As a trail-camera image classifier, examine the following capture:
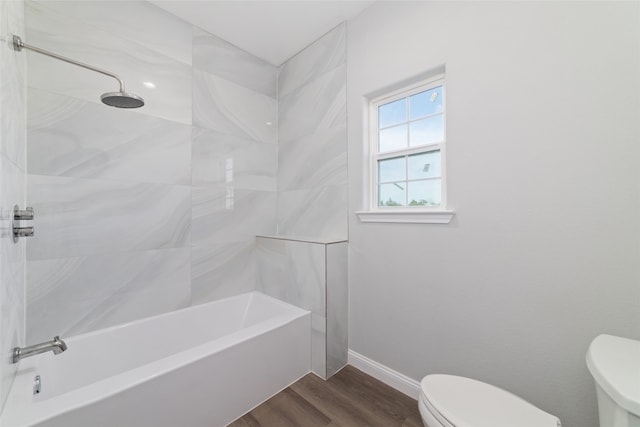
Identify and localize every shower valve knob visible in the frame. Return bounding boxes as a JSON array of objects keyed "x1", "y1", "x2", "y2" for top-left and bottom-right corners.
[
  {"x1": 14, "y1": 207, "x2": 34, "y2": 220},
  {"x1": 13, "y1": 226, "x2": 34, "y2": 238},
  {"x1": 11, "y1": 205, "x2": 35, "y2": 242}
]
